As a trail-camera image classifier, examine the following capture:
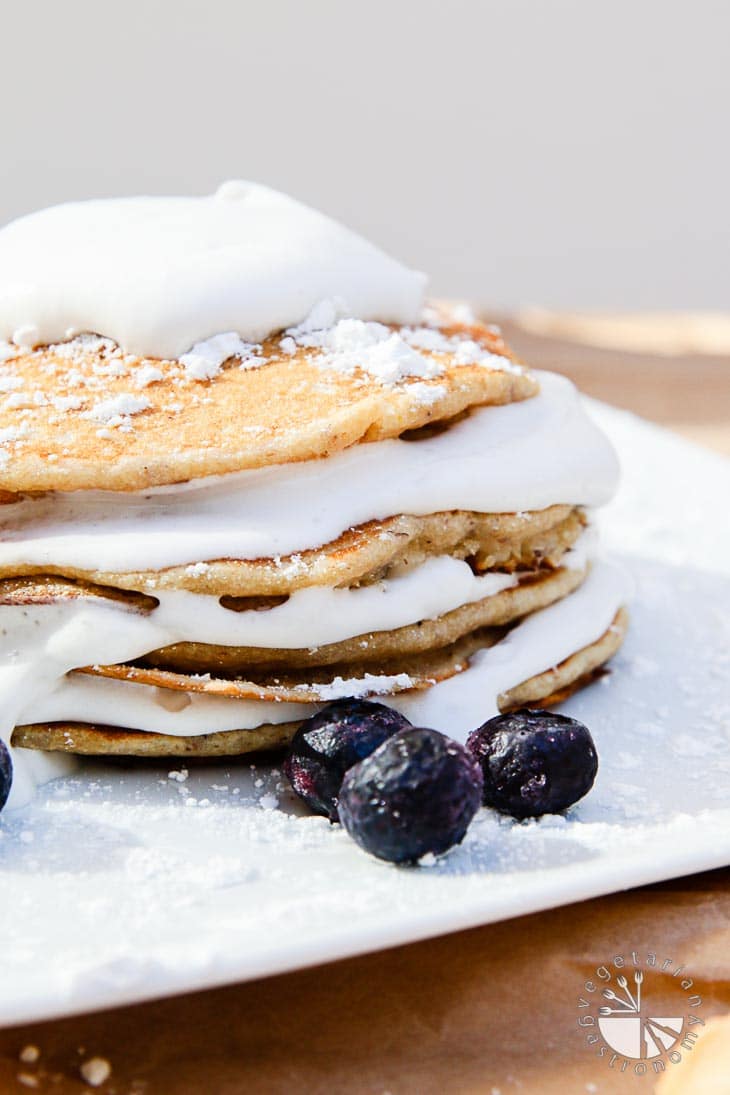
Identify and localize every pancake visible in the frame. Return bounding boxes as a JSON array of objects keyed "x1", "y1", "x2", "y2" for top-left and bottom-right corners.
[
  {"x1": 0, "y1": 503, "x2": 584, "y2": 595},
  {"x1": 79, "y1": 624, "x2": 504, "y2": 701},
  {"x1": 135, "y1": 564, "x2": 587, "y2": 673},
  {"x1": 0, "y1": 574, "x2": 153, "y2": 612},
  {"x1": 0, "y1": 554, "x2": 587, "y2": 678},
  {"x1": 0, "y1": 319, "x2": 536, "y2": 493},
  {"x1": 11, "y1": 609, "x2": 628, "y2": 756},
  {"x1": 501, "y1": 607, "x2": 628, "y2": 709}
]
